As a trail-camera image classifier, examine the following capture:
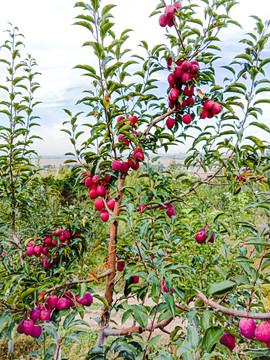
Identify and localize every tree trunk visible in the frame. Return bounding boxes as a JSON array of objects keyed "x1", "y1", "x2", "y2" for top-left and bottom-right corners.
[{"x1": 97, "y1": 173, "x2": 126, "y2": 345}]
